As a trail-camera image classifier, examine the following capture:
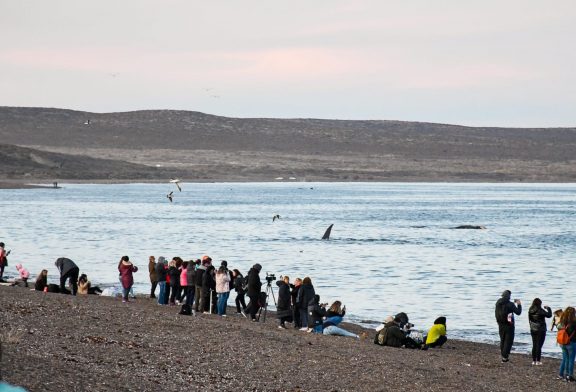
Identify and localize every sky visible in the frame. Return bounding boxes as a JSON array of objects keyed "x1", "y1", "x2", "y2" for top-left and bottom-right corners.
[{"x1": 1, "y1": 0, "x2": 575, "y2": 127}]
